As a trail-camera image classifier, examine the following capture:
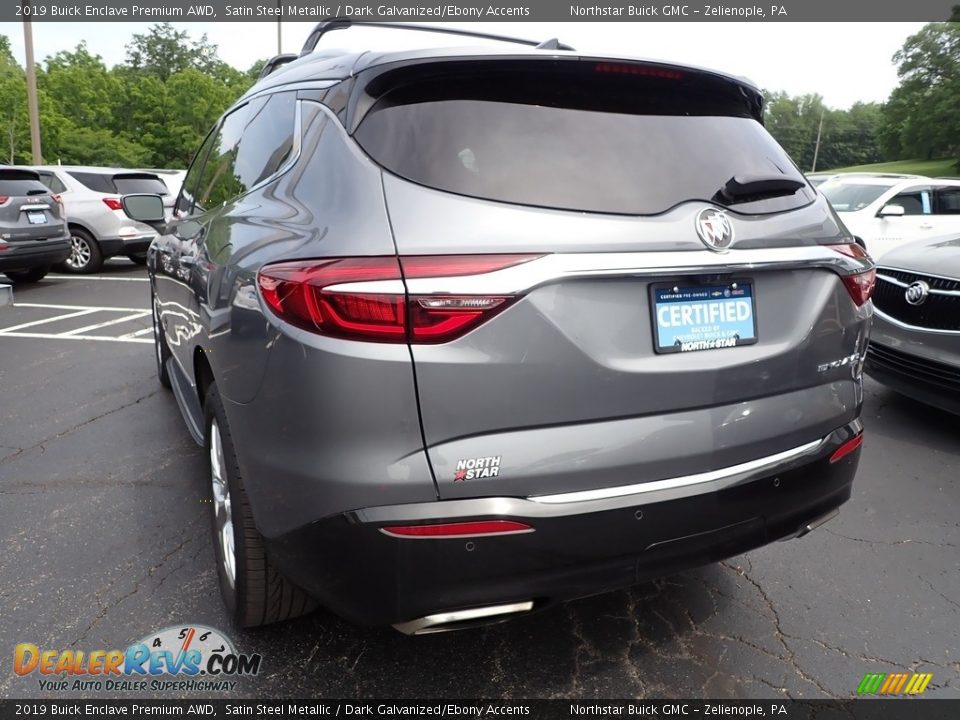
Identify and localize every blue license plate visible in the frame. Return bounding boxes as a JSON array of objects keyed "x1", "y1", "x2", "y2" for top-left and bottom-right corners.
[{"x1": 651, "y1": 280, "x2": 757, "y2": 354}]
